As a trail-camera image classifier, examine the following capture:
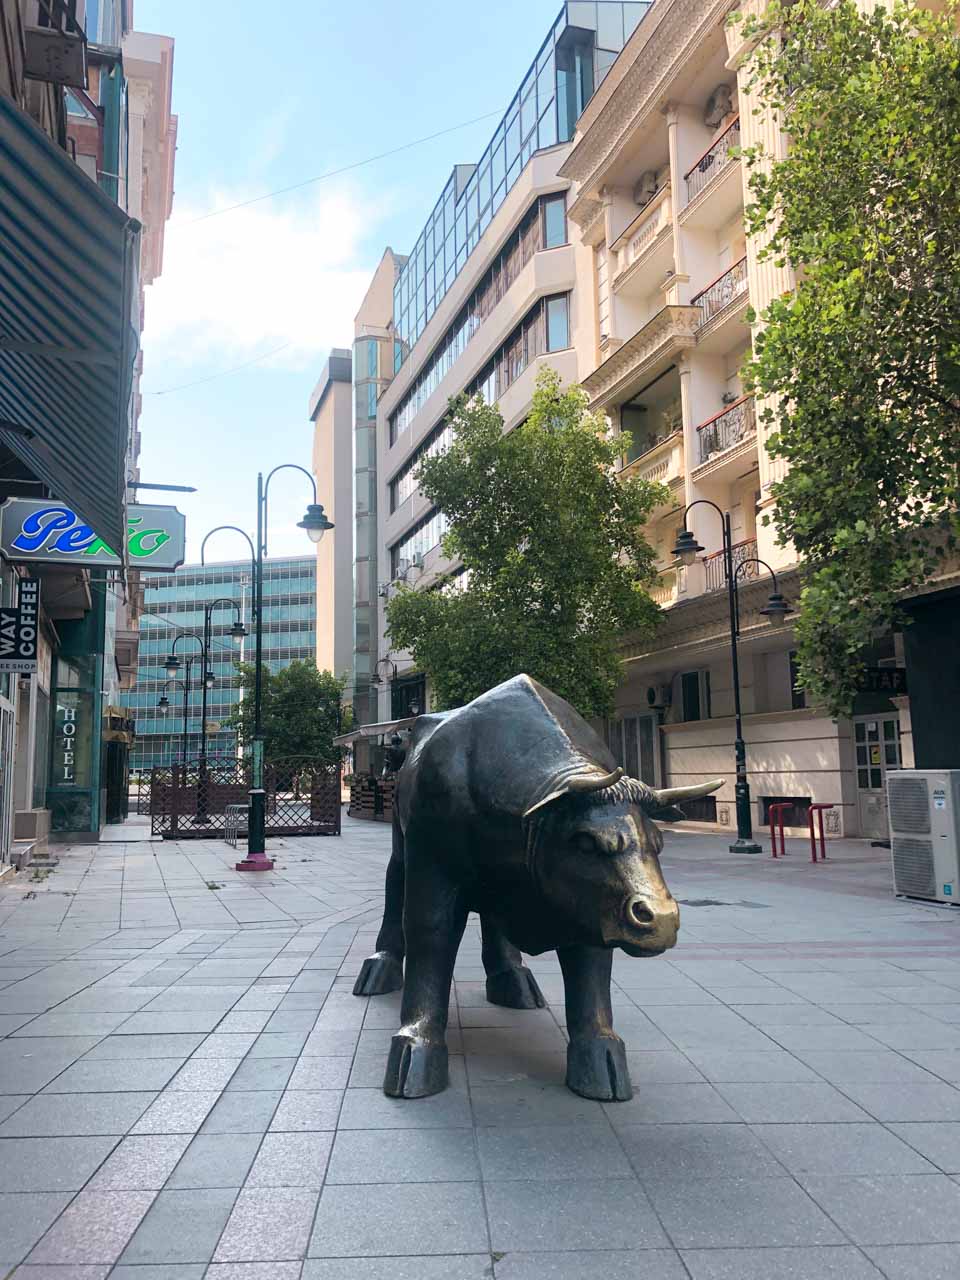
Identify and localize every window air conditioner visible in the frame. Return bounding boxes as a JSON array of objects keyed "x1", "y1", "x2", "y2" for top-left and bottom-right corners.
[
  {"x1": 377, "y1": 583, "x2": 391, "y2": 599},
  {"x1": 411, "y1": 552, "x2": 424, "y2": 569},
  {"x1": 887, "y1": 770, "x2": 960, "y2": 904},
  {"x1": 646, "y1": 684, "x2": 672, "y2": 711}
]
